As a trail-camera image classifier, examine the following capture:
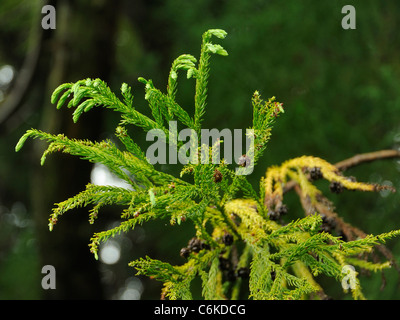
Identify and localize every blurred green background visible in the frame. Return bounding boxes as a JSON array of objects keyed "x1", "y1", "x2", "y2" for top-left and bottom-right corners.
[{"x1": 1, "y1": 0, "x2": 400, "y2": 299}]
